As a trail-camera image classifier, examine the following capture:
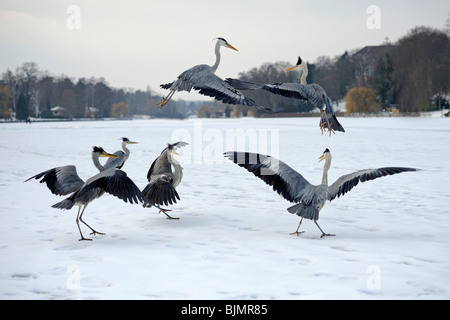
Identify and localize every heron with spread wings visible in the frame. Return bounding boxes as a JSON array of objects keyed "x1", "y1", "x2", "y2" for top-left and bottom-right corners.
[
  {"x1": 142, "y1": 141, "x2": 189, "y2": 219},
  {"x1": 25, "y1": 146, "x2": 144, "y2": 241},
  {"x1": 226, "y1": 56, "x2": 345, "y2": 134},
  {"x1": 157, "y1": 38, "x2": 275, "y2": 113},
  {"x1": 224, "y1": 149, "x2": 417, "y2": 238}
]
